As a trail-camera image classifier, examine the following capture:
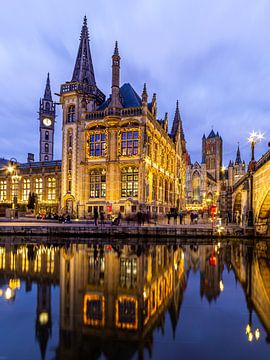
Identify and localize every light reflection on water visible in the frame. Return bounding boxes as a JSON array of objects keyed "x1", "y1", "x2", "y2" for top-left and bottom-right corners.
[{"x1": 0, "y1": 240, "x2": 269, "y2": 360}]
